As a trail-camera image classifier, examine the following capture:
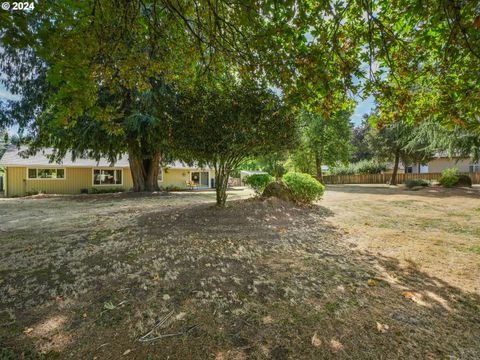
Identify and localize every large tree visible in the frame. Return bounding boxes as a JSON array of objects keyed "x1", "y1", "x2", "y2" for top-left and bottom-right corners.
[
  {"x1": 0, "y1": 0, "x2": 267, "y2": 191},
  {"x1": 174, "y1": 78, "x2": 297, "y2": 206},
  {"x1": 1, "y1": 0, "x2": 478, "y2": 190},
  {"x1": 294, "y1": 110, "x2": 352, "y2": 181},
  {"x1": 351, "y1": 115, "x2": 375, "y2": 163},
  {"x1": 368, "y1": 121, "x2": 432, "y2": 185}
]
